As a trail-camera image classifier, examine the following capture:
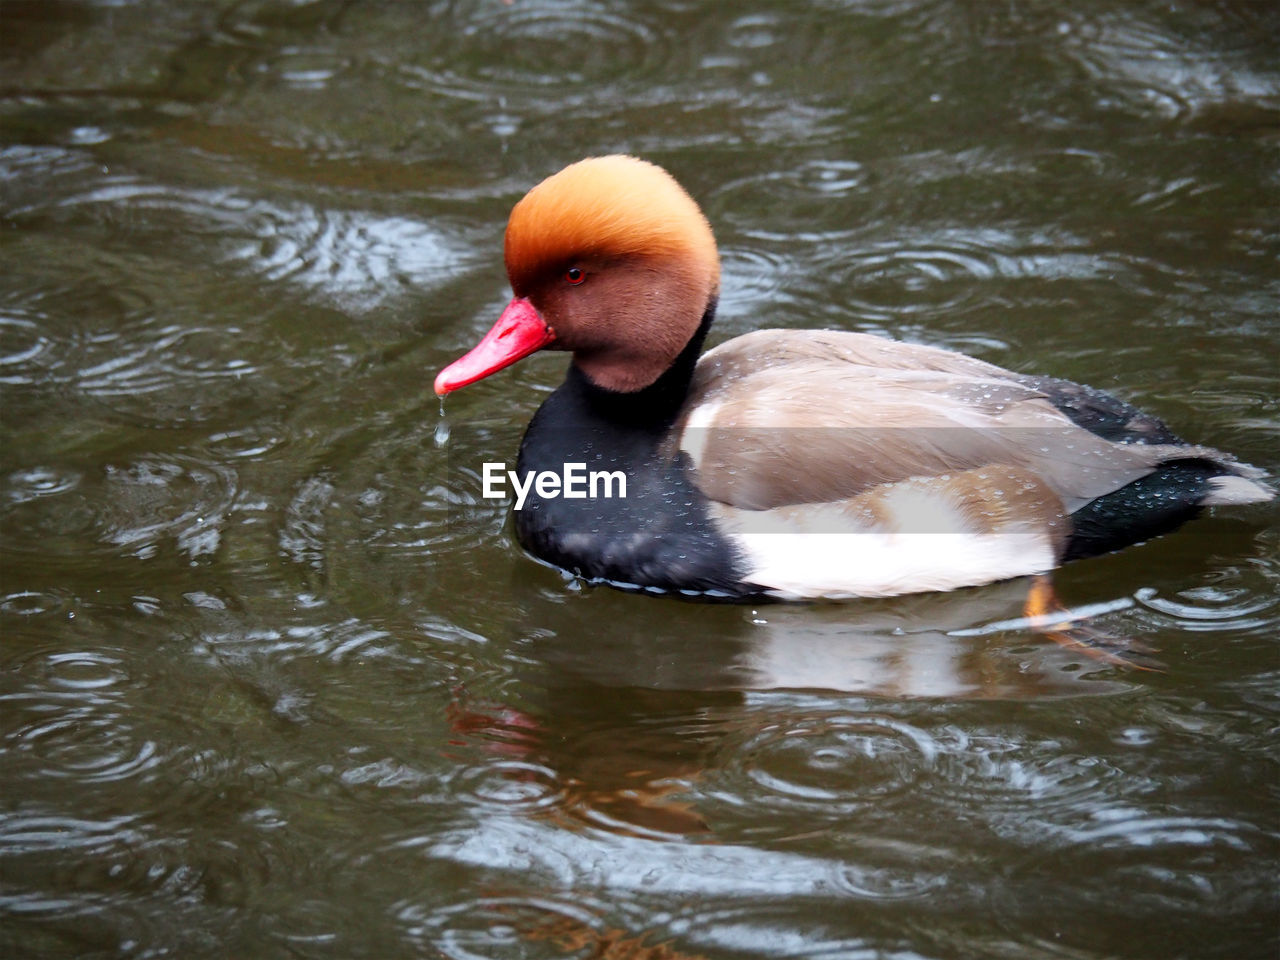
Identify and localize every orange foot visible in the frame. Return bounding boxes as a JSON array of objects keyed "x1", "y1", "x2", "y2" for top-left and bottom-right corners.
[{"x1": 1023, "y1": 575, "x2": 1163, "y2": 671}]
